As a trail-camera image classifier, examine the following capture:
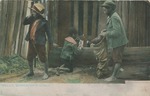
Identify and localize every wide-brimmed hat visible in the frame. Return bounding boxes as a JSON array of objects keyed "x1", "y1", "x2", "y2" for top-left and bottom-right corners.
[
  {"x1": 29, "y1": 3, "x2": 45, "y2": 16},
  {"x1": 102, "y1": 0, "x2": 116, "y2": 9}
]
